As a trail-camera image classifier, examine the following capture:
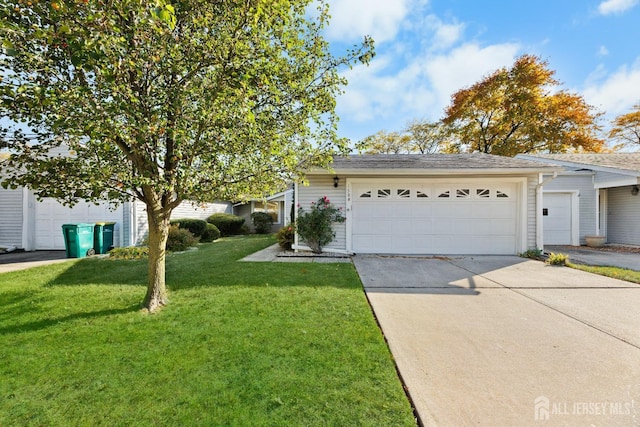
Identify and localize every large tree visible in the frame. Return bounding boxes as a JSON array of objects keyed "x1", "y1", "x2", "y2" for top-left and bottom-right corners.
[
  {"x1": 0, "y1": 0, "x2": 373, "y2": 311},
  {"x1": 609, "y1": 103, "x2": 640, "y2": 148},
  {"x1": 442, "y1": 55, "x2": 605, "y2": 156},
  {"x1": 356, "y1": 120, "x2": 447, "y2": 154}
]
